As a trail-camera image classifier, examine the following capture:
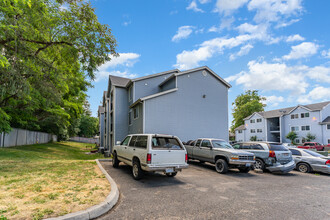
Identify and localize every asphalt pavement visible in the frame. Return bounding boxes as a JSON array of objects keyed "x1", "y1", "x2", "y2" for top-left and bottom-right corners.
[{"x1": 98, "y1": 160, "x2": 330, "y2": 220}]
